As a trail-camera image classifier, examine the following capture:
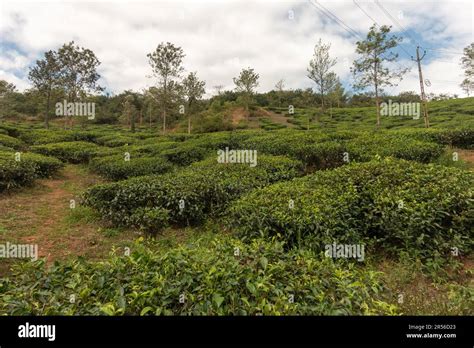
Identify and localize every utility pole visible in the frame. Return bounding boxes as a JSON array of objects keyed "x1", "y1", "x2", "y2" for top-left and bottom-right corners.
[{"x1": 412, "y1": 46, "x2": 429, "y2": 128}]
